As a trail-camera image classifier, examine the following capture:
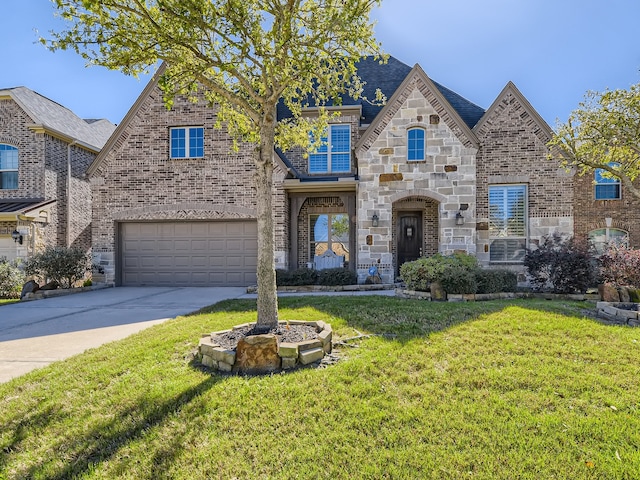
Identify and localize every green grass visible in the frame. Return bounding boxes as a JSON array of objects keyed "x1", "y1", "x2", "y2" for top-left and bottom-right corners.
[
  {"x1": 0, "y1": 298, "x2": 19, "y2": 306},
  {"x1": 1, "y1": 297, "x2": 639, "y2": 479}
]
